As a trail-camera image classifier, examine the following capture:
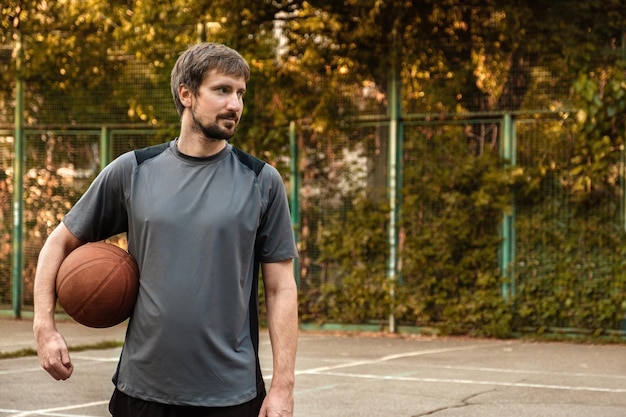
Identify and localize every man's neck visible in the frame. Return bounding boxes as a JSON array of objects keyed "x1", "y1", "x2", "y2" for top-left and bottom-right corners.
[{"x1": 176, "y1": 134, "x2": 227, "y2": 158}]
